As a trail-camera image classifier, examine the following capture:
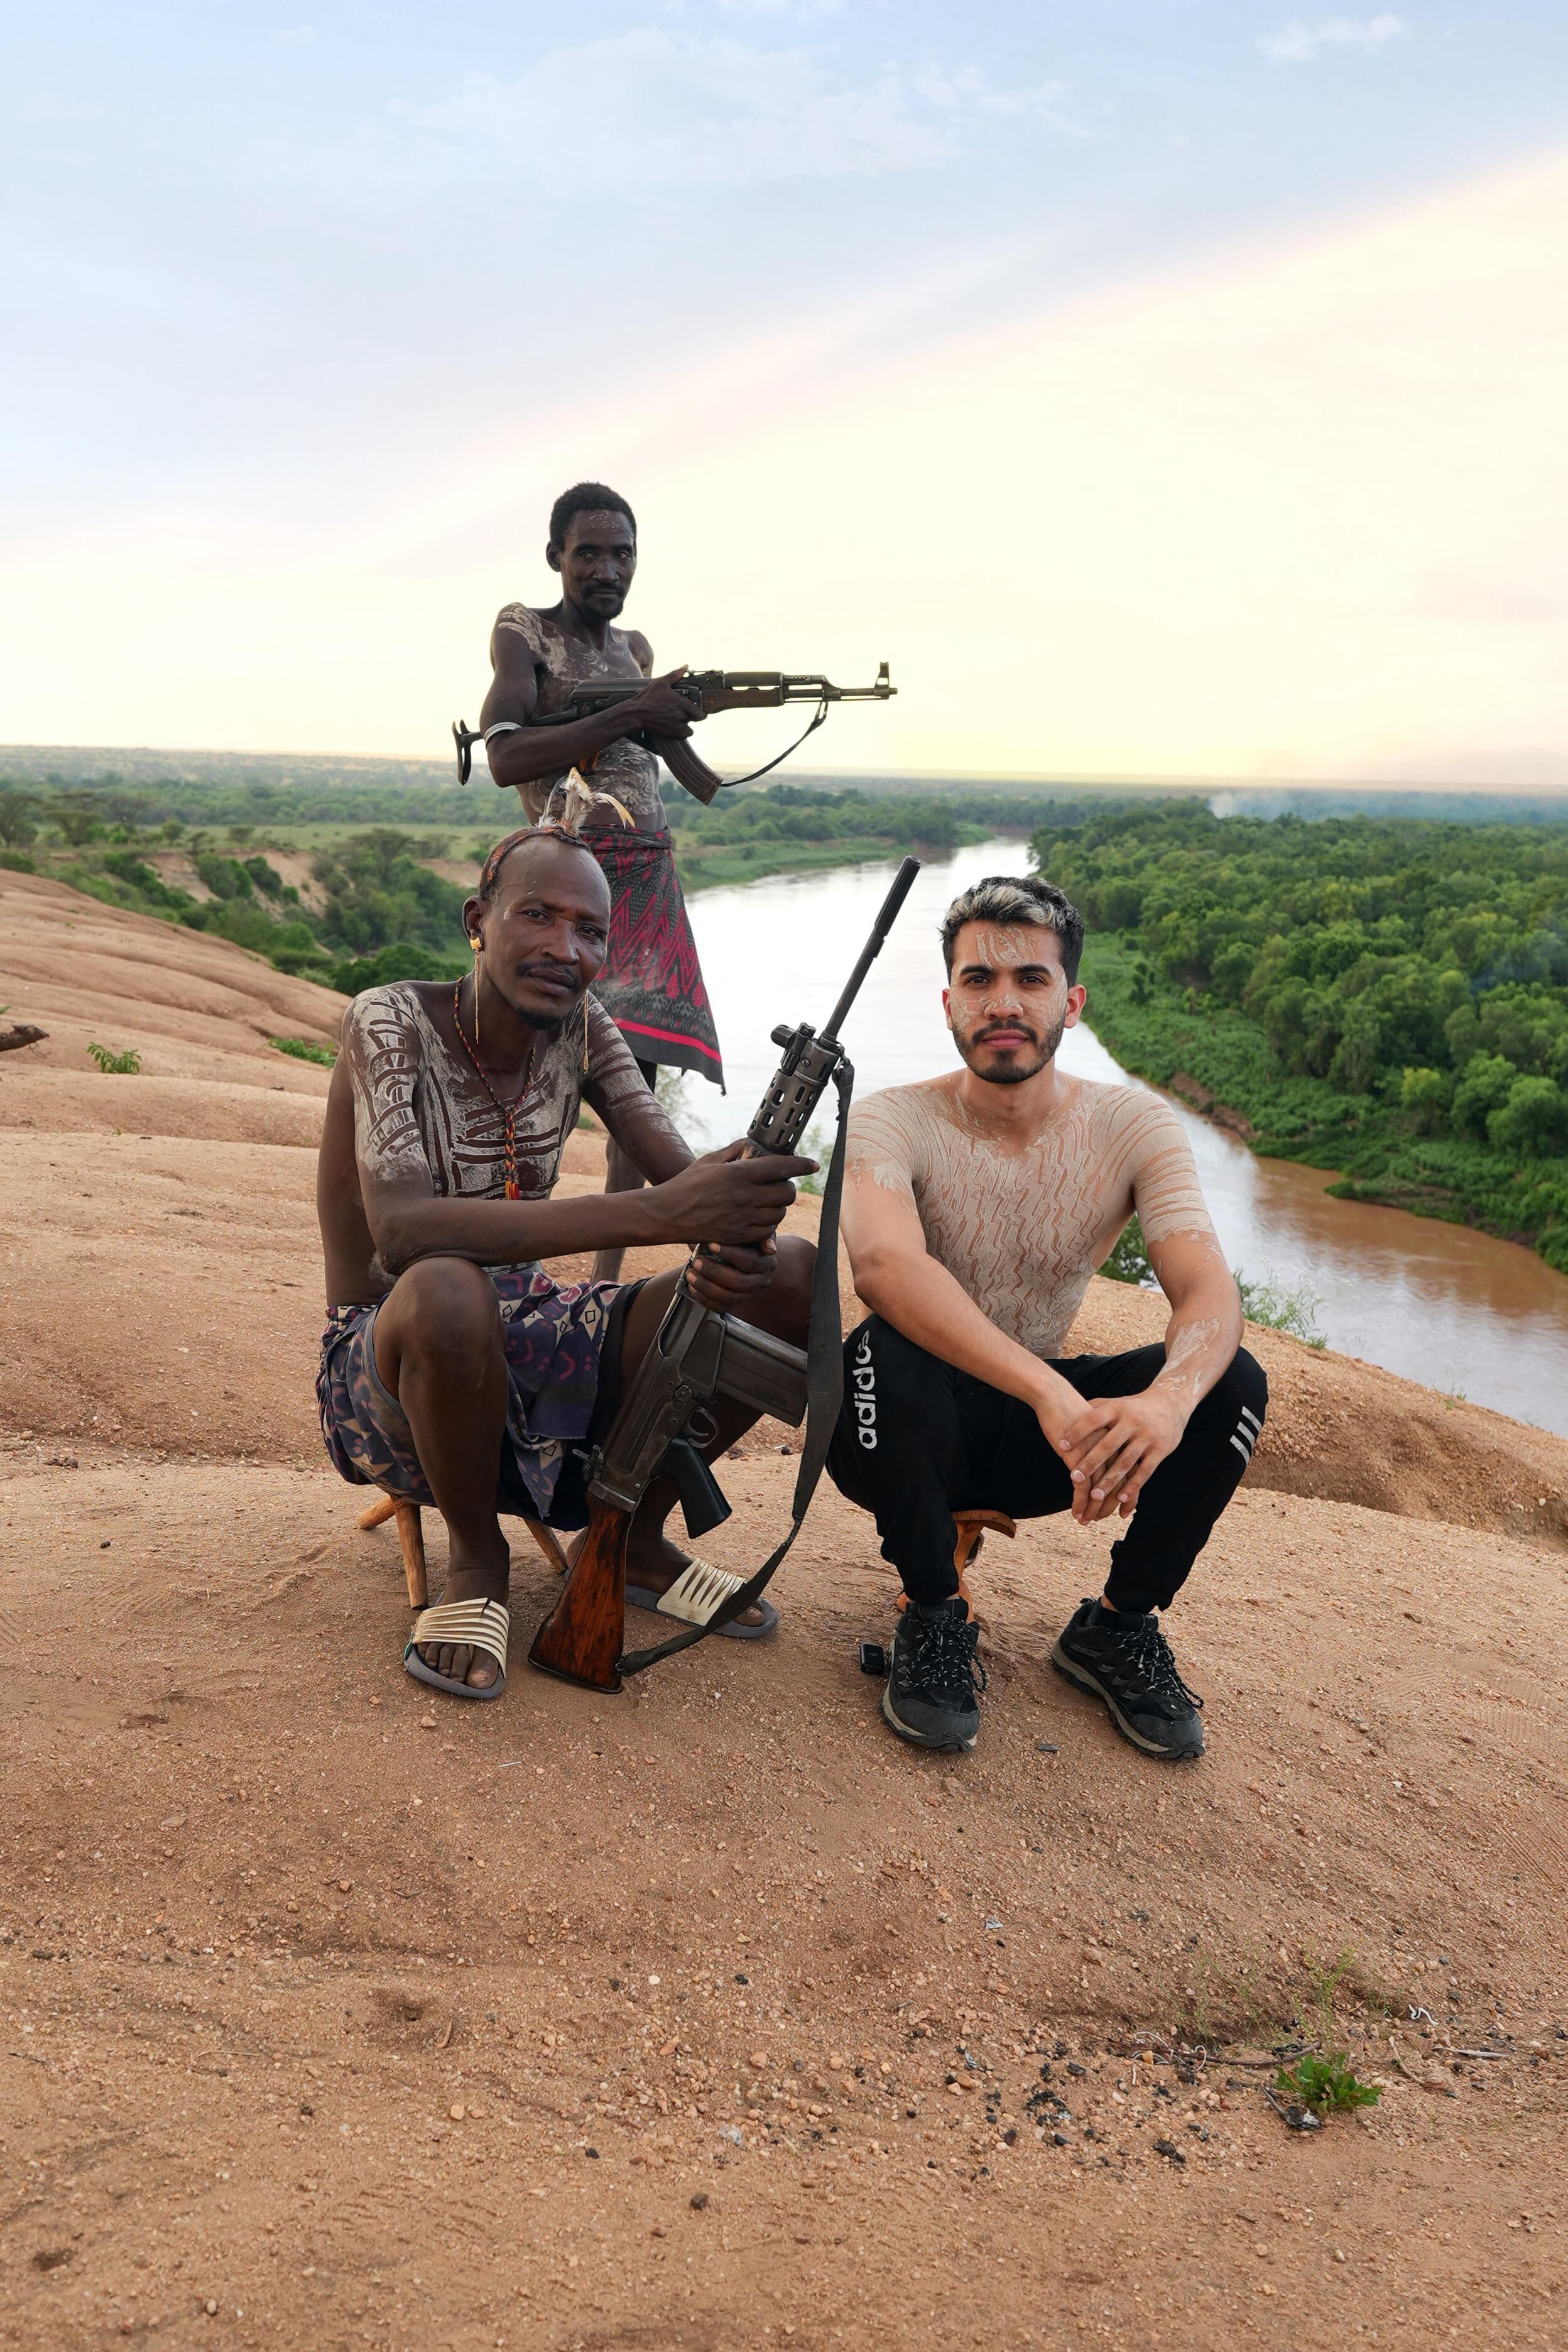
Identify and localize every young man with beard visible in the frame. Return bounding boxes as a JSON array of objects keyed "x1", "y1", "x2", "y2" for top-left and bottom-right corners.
[
  {"x1": 477, "y1": 481, "x2": 724, "y2": 1282},
  {"x1": 827, "y1": 876, "x2": 1265, "y2": 1760},
  {"x1": 315, "y1": 820, "x2": 814, "y2": 1699}
]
